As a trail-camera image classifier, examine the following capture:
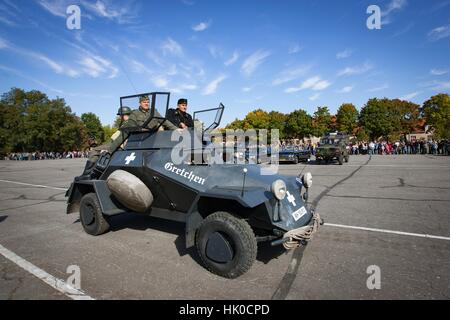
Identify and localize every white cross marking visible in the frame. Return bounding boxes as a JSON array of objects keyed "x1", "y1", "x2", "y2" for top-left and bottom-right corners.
[
  {"x1": 125, "y1": 152, "x2": 136, "y2": 165},
  {"x1": 286, "y1": 191, "x2": 296, "y2": 207}
]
